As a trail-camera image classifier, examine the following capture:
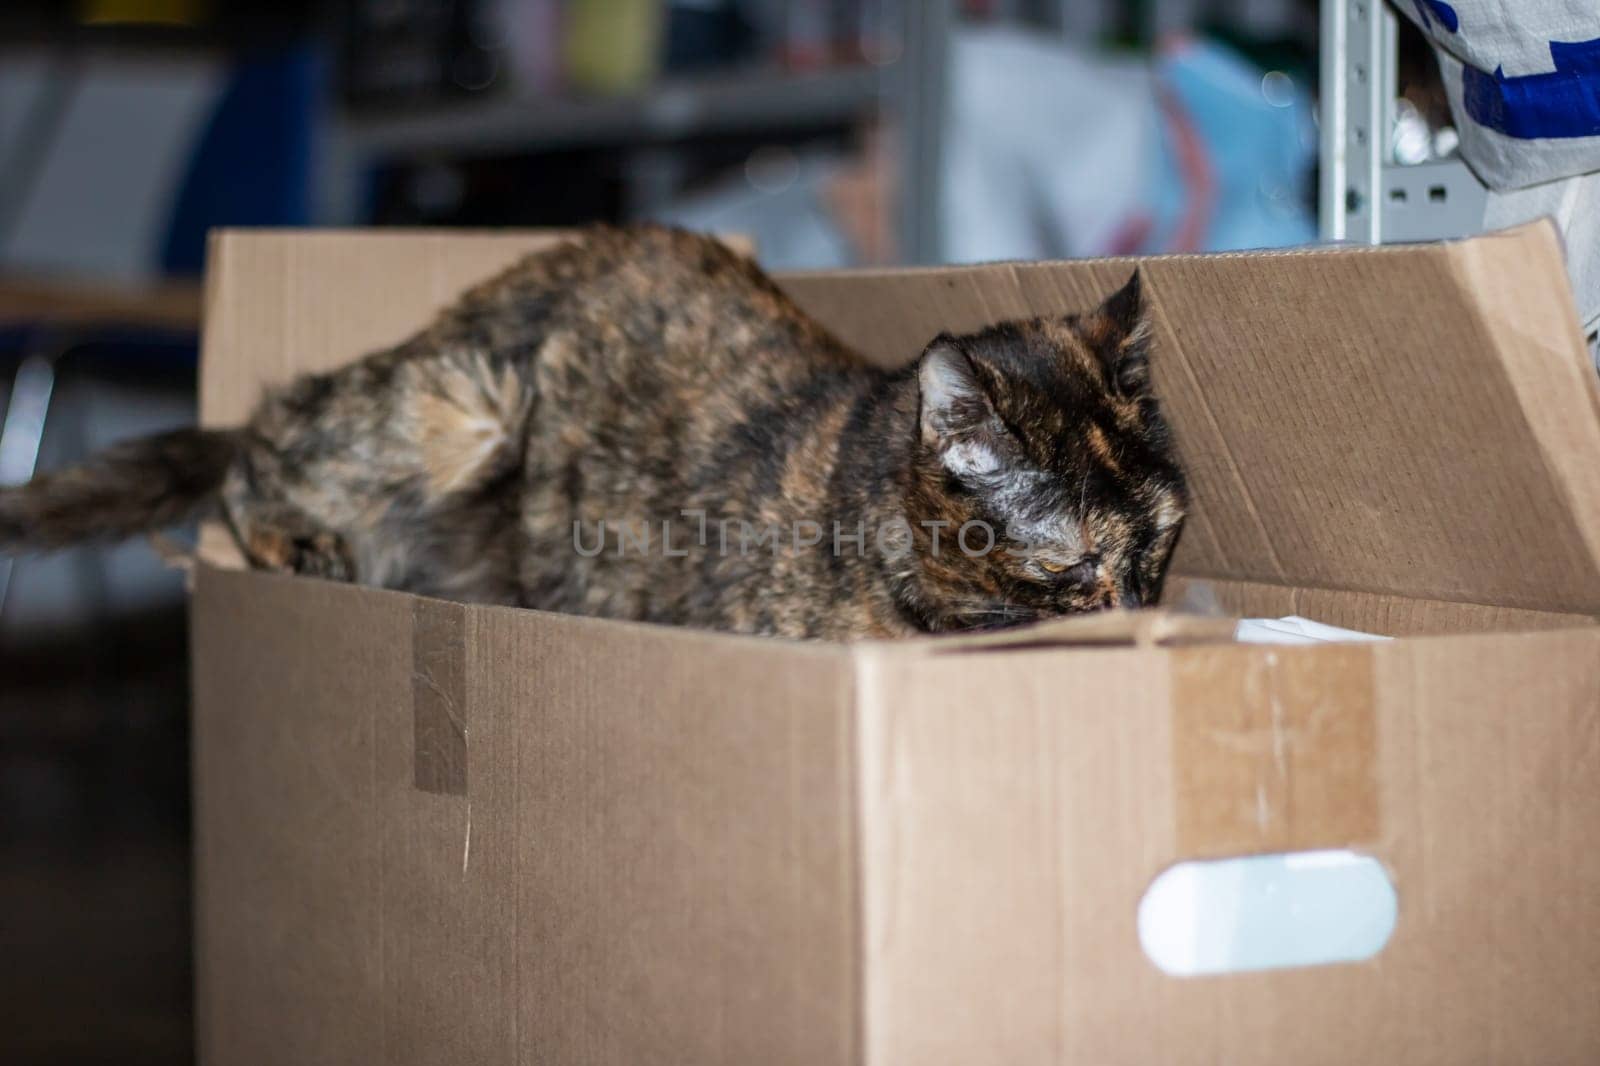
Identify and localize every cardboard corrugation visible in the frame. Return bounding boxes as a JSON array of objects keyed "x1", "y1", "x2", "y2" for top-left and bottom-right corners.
[
  {"x1": 412, "y1": 599, "x2": 469, "y2": 797},
  {"x1": 193, "y1": 224, "x2": 1600, "y2": 1064},
  {"x1": 1445, "y1": 227, "x2": 1600, "y2": 577}
]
